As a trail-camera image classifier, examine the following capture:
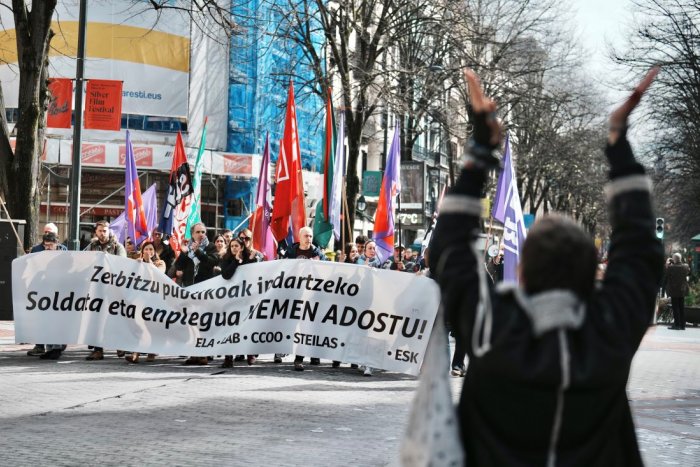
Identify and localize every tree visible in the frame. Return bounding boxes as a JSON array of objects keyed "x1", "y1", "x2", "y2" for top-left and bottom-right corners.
[
  {"x1": 0, "y1": 0, "x2": 57, "y2": 248},
  {"x1": 0, "y1": 0, "x2": 238, "y2": 248},
  {"x1": 265, "y1": 0, "x2": 426, "y2": 230},
  {"x1": 612, "y1": 0, "x2": 700, "y2": 243}
]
